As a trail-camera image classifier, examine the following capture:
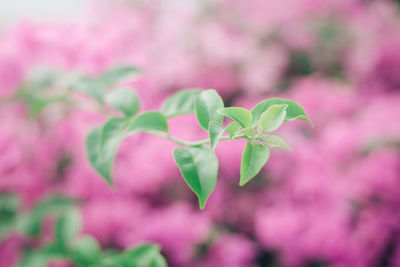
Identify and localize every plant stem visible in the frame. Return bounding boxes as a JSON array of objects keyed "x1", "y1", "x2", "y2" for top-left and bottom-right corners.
[{"x1": 150, "y1": 132, "x2": 247, "y2": 147}]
